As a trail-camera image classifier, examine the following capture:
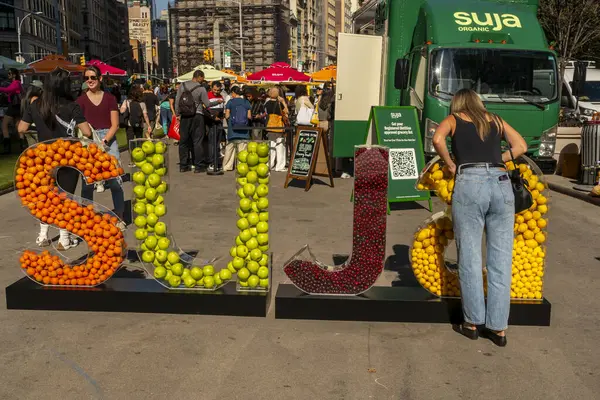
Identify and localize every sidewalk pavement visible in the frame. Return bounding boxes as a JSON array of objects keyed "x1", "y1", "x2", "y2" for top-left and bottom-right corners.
[{"x1": 545, "y1": 174, "x2": 600, "y2": 207}]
